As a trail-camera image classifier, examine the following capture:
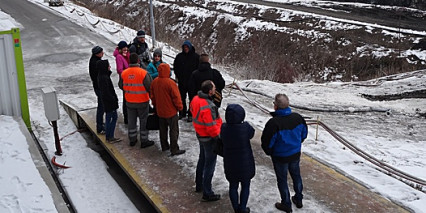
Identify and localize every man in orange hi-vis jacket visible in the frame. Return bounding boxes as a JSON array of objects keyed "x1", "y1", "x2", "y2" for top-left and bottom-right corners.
[
  {"x1": 190, "y1": 80, "x2": 222, "y2": 202},
  {"x1": 121, "y1": 53, "x2": 154, "y2": 148}
]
